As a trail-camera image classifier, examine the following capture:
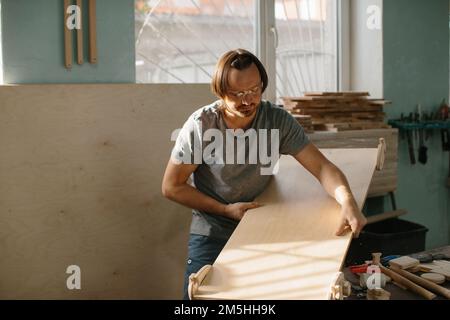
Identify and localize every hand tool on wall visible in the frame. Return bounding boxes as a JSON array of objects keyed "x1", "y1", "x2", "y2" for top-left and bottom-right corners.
[
  {"x1": 76, "y1": 0, "x2": 83, "y2": 65},
  {"x1": 399, "y1": 113, "x2": 406, "y2": 140},
  {"x1": 442, "y1": 129, "x2": 450, "y2": 151},
  {"x1": 424, "y1": 112, "x2": 431, "y2": 141},
  {"x1": 406, "y1": 129, "x2": 416, "y2": 164},
  {"x1": 439, "y1": 98, "x2": 449, "y2": 120},
  {"x1": 418, "y1": 110, "x2": 428, "y2": 165},
  {"x1": 89, "y1": 0, "x2": 97, "y2": 64},
  {"x1": 406, "y1": 113, "x2": 416, "y2": 165},
  {"x1": 64, "y1": 0, "x2": 73, "y2": 69},
  {"x1": 407, "y1": 132, "x2": 416, "y2": 164},
  {"x1": 437, "y1": 101, "x2": 450, "y2": 152},
  {"x1": 418, "y1": 129, "x2": 427, "y2": 164},
  {"x1": 447, "y1": 152, "x2": 450, "y2": 187},
  {"x1": 415, "y1": 111, "x2": 421, "y2": 144},
  {"x1": 437, "y1": 102, "x2": 450, "y2": 187}
]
